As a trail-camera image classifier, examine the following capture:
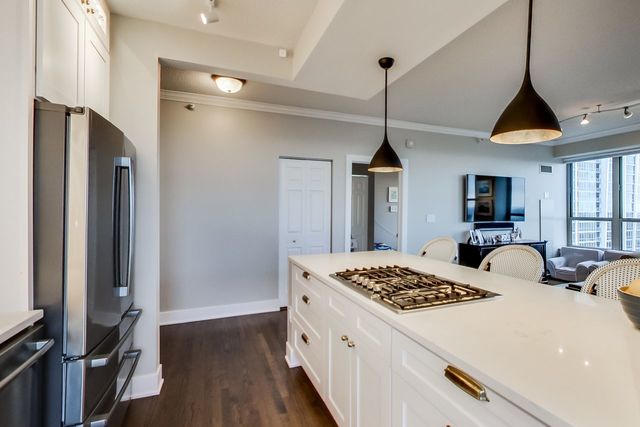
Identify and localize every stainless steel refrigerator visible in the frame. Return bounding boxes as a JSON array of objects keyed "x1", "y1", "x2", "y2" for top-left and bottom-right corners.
[{"x1": 33, "y1": 101, "x2": 142, "y2": 427}]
